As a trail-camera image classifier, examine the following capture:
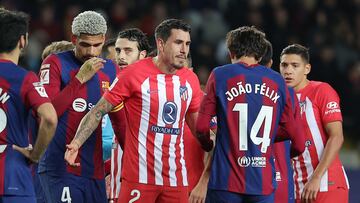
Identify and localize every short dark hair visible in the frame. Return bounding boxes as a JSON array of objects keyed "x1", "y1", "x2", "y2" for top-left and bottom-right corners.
[
  {"x1": 280, "y1": 44, "x2": 310, "y2": 63},
  {"x1": 226, "y1": 26, "x2": 266, "y2": 61},
  {"x1": 118, "y1": 28, "x2": 150, "y2": 52},
  {"x1": 259, "y1": 39, "x2": 273, "y2": 66},
  {"x1": 104, "y1": 38, "x2": 116, "y2": 48},
  {"x1": 155, "y1": 19, "x2": 191, "y2": 42},
  {"x1": 0, "y1": 8, "x2": 29, "y2": 53}
]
